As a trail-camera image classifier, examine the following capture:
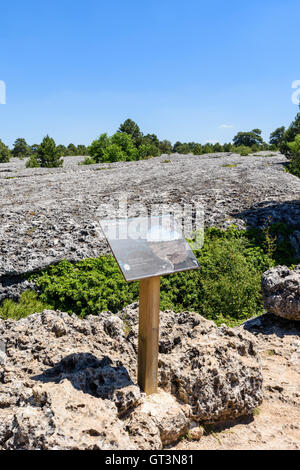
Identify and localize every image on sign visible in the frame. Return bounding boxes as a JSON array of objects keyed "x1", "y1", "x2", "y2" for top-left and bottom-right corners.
[{"x1": 100, "y1": 215, "x2": 200, "y2": 281}]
